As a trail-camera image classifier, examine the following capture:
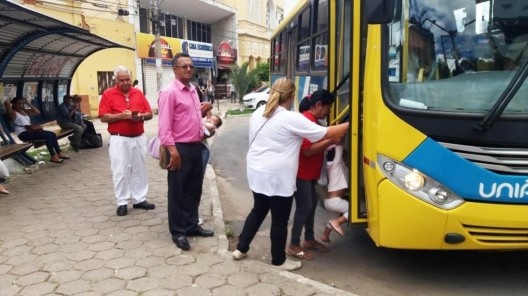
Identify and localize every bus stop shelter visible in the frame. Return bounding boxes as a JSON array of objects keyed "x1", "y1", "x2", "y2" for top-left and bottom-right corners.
[{"x1": 0, "y1": 0, "x2": 132, "y2": 123}]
